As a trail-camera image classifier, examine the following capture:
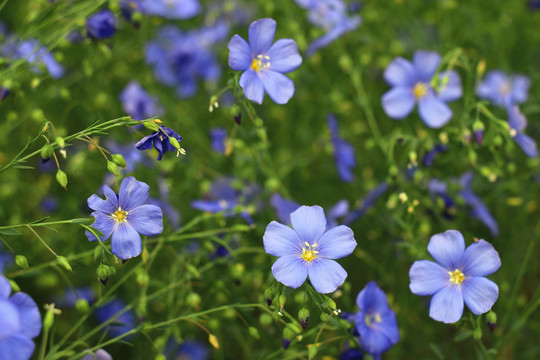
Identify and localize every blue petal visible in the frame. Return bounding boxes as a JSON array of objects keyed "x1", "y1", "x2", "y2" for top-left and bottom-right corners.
[
  {"x1": 263, "y1": 221, "x2": 303, "y2": 257},
  {"x1": 418, "y1": 94, "x2": 452, "y2": 128},
  {"x1": 0, "y1": 334, "x2": 35, "y2": 360},
  {"x1": 507, "y1": 105, "x2": 527, "y2": 132},
  {"x1": 0, "y1": 301, "x2": 20, "y2": 338},
  {"x1": 413, "y1": 50, "x2": 441, "y2": 82},
  {"x1": 128, "y1": 204, "x2": 163, "y2": 237},
  {"x1": 111, "y1": 223, "x2": 142, "y2": 260},
  {"x1": 381, "y1": 87, "x2": 415, "y2": 119},
  {"x1": 101, "y1": 185, "x2": 119, "y2": 210},
  {"x1": 476, "y1": 71, "x2": 508, "y2": 107},
  {"x1": 356, "y1": 281, "x2": 390, "y2": 314},
  {"x1": 9, "y1": 292, "x2": 41, "y2": 339},
  {"x1": 438, "y1": 70, "x2": 462, "y2": 102},
  {"x1": 228, "y1": 35, "x2": 252, "y2": 71},
  {"x1": 290, "y1": 206, "x2": 327, "y2": 244},
  {"x1": 511, "y1": 75, "x2": 530, "y2": 104},
  {"x1": 248, "y1": 18, "x2": 276, "y2": 55},
  {"x1": 308, "y1": 259, "x2": 347, "y2": 293},
  {"x1": 462, "y1": 277, "x2": 498, "y2": 315},
  {"x1": 119, "y1": 177, "x2": 150, "y2": 210},
  {"x1": 0, "y1": 275, "x2": 11, "y2": 299},
  {"x1": 270, "y1": 193, "x2": 300, "y2": 225},
  {"x1": 239, "y1": 69, "x2": 265, "y2": 104},
  {"x1": 86, "y1": 212, "x2": 115, "y2": 242},
  {"x1": 462, "y1": 240, "x2": 501, "y2": 277},
  {"x1": 305, "y1": 16, "x2": 360, "y2": 56},
  {"x1": 271, "y1": 255, "x2": 308, "y2": 289},
  {"x1": 384, "y1": 58, "x2": 417, "y2": 87},
  {"x1": 266, "y1": 39, "x2": 302, "y2": 73},
  {"x1": 514, "y1": 133, "x2": 538, "y2": 158},
  {"x1": 260, "y1": 70, "x2": 295, "y2": 104},
  {"x1": 409, "y1": 260, "x2": 449, "y2": 296},
  {"x1": 427, "y1": 230, "x2": 465, "y2": 270},
  {"x1": 191, "y1": 199, "x2": 234, "y2": 213},
  {"x1": 87, "y1": 194, "x2": 116, "y2": 214},
  {"x1": 429, "y1": 286, "x2": 464, "y2": 323},
  {"x1": 81, "y1": 349, "x2": 113, "y2": 360},
  {"x1": 135, "y1": 134, "x2": 155, "y2": 150},
  {"x1": 316, "y1": 225, "x2": 356, "y2": 259}
]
